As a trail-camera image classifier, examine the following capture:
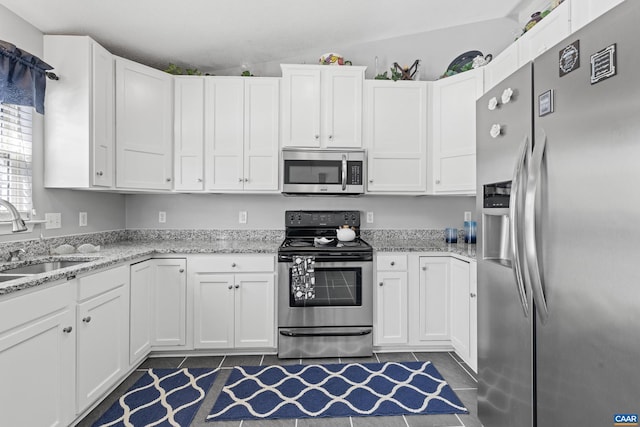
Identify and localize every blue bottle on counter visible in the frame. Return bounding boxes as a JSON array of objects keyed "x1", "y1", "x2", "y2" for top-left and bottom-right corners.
[{"x1": 464, "y1": 221, "x2": 477, "y2": 244}]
